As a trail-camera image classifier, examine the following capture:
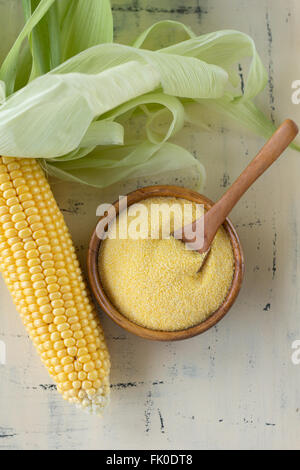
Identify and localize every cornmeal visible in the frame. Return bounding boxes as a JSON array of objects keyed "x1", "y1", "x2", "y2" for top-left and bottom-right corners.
[{"x1": 99, "y1": 197, "x2": 234, "y2": 331}]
